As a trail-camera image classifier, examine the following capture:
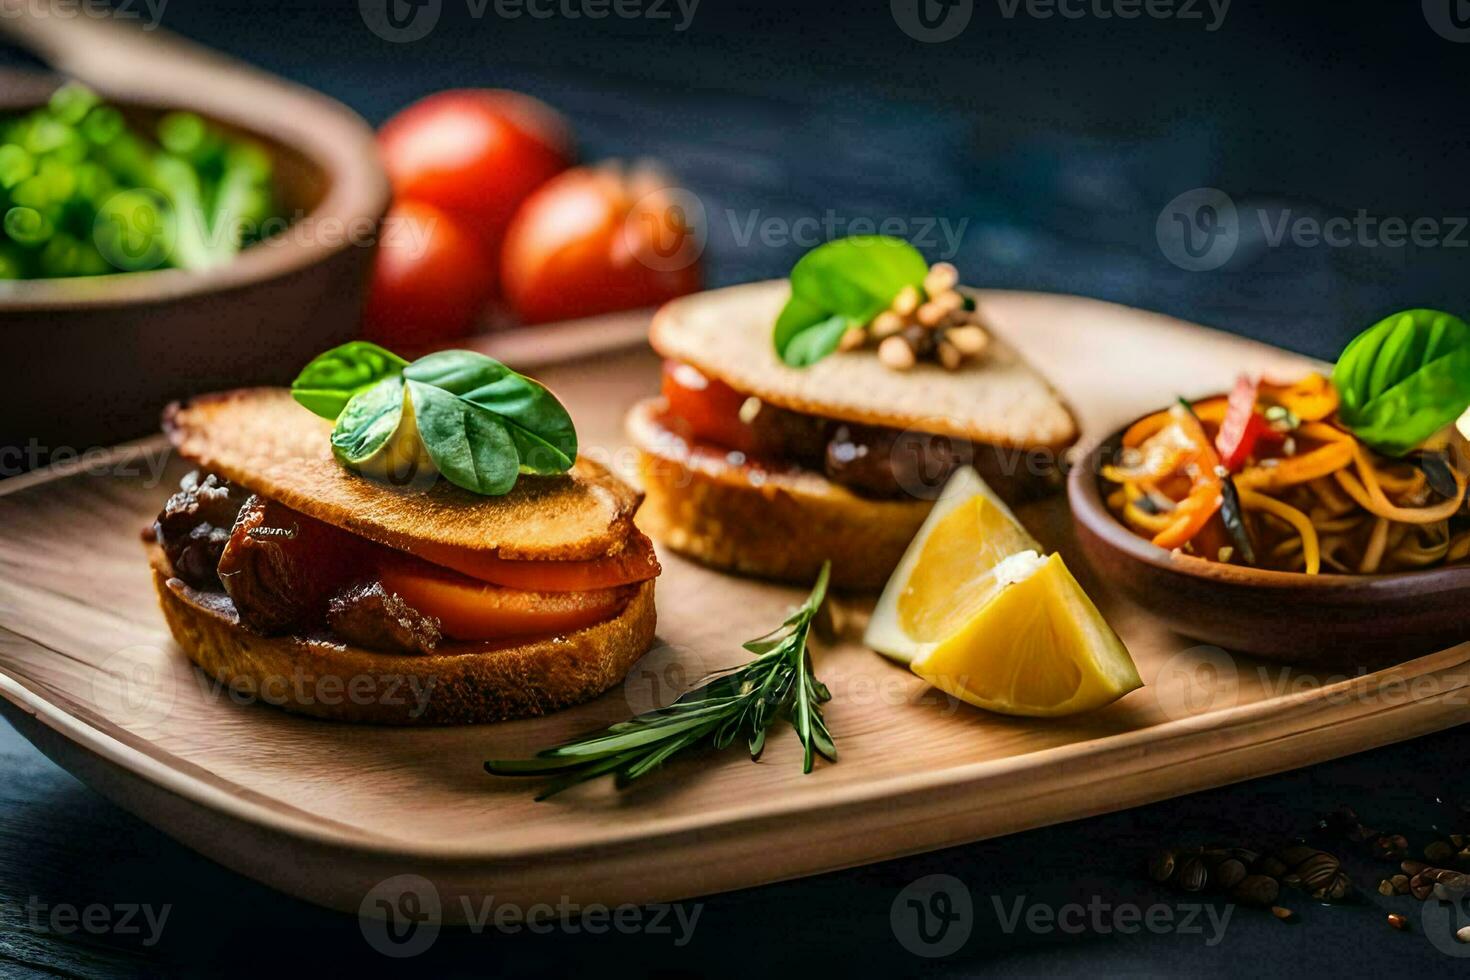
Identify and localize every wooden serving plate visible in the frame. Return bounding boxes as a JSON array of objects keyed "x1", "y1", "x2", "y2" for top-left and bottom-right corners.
[{"x1": 1, "y1": 291, "x2": 1467, "y2": 919}]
